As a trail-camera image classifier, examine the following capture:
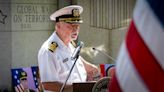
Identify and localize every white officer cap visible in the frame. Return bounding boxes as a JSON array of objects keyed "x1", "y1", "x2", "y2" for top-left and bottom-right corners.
[{"x1": 50, "y1": 5, "x2": 83, "y2": 23}]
